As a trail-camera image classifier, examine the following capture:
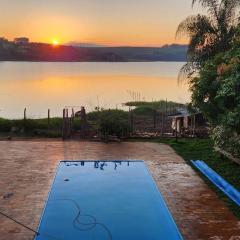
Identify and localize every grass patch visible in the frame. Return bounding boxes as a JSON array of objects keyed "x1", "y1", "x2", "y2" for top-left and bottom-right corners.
[
  {"x1": 0, "y1": 109, "x2": 130, "y2": 138},
  {"x1": 0, "y1": 117, "x2": 63, "y2": 137},
  {"x1": 159, "y1": 138, "x2": 240, "y2": 218},
  {"x1": 125, "y1": 100, "x2": 184, "y2": 116}
]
